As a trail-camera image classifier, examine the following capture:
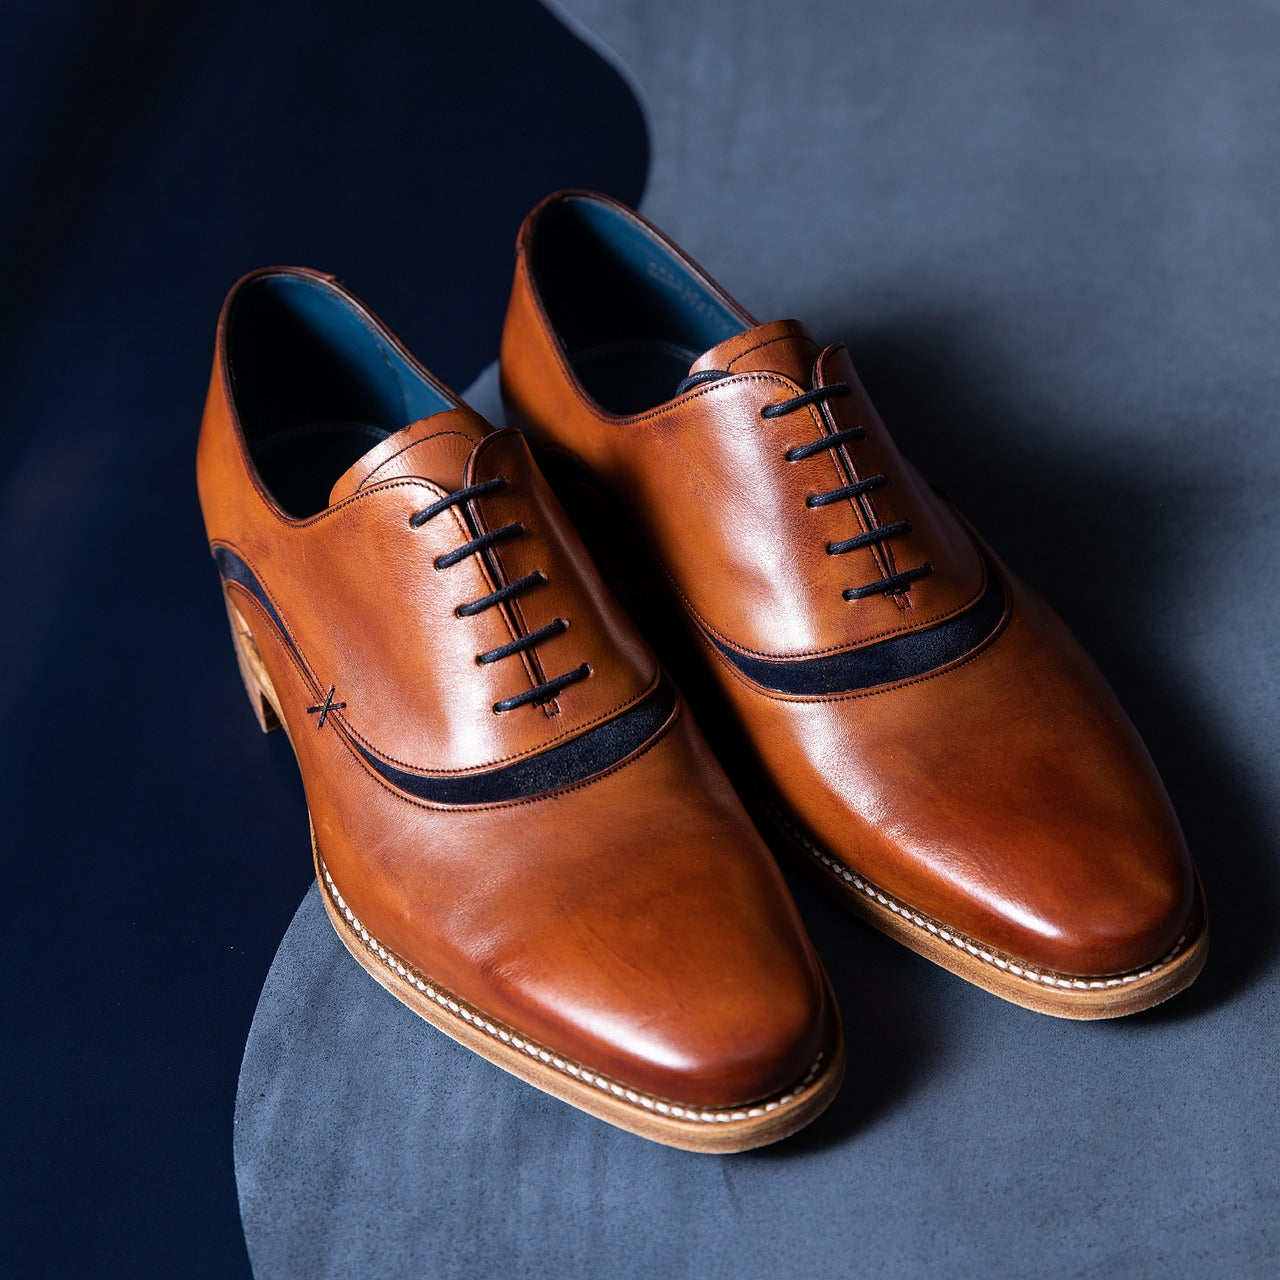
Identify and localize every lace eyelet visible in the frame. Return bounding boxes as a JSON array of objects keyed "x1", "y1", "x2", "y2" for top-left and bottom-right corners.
[{"x1": 761, "y1": 381, "x2": 928, "y2": 601}]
